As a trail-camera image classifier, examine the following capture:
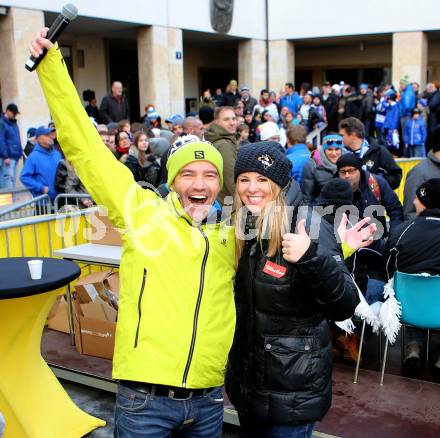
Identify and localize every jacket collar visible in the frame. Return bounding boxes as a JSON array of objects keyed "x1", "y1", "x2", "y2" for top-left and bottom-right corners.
[
  {"x1": 34, "y1": 143, "x2": 53, "y2": 154},
  {"x1": 419, "y1": 208, "x2": 440, "y2": 218},
  {"x1": 428, "y1": 150, "x2": 440, "y2": 165}
]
